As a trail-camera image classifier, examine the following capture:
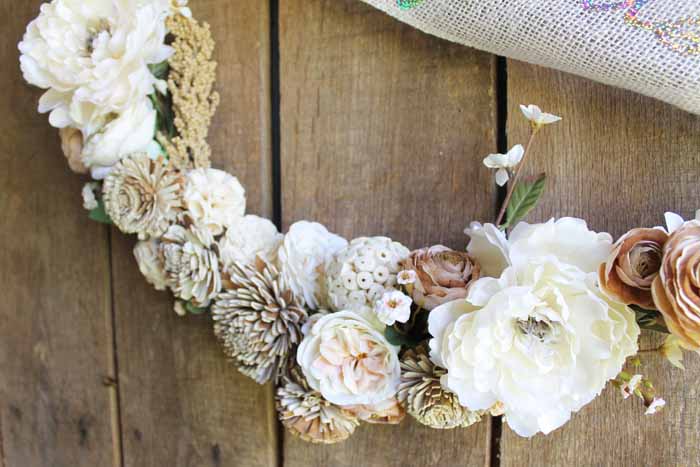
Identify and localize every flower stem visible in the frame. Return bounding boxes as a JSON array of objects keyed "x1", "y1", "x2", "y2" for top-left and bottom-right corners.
[{"x1": 495, "y1": 130, "x2": 538, "y2": 226}]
